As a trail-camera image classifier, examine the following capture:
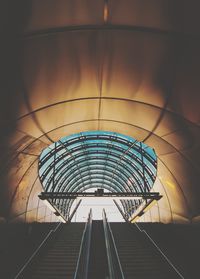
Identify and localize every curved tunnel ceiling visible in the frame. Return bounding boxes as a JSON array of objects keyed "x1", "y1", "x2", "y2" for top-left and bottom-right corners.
[
  {"x1": 0, "y1": 0, "x2": 200, "y2": 223},
  {"x1": 38, "y1": 131, "x2": 157, "y2": 219}
]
